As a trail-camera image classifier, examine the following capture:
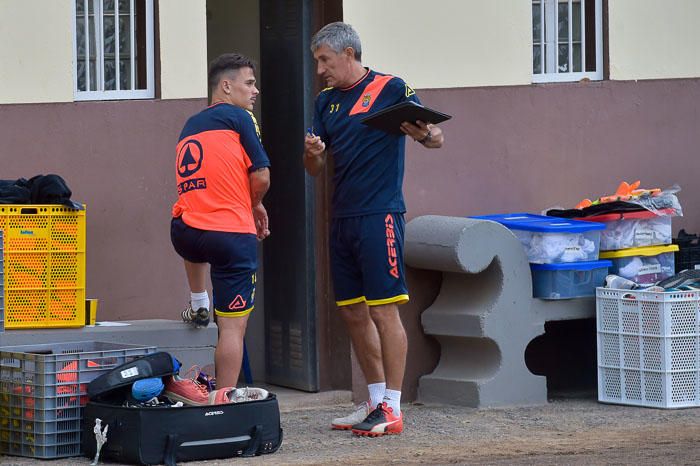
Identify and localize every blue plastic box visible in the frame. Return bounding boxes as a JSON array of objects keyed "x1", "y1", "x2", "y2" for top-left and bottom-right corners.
[
  {"x1": 471, "y1": 213, "x2": 606, "y2": 264},
  {"x1": 530, "y1": 260, "x2": 612, "y2": 299}
]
